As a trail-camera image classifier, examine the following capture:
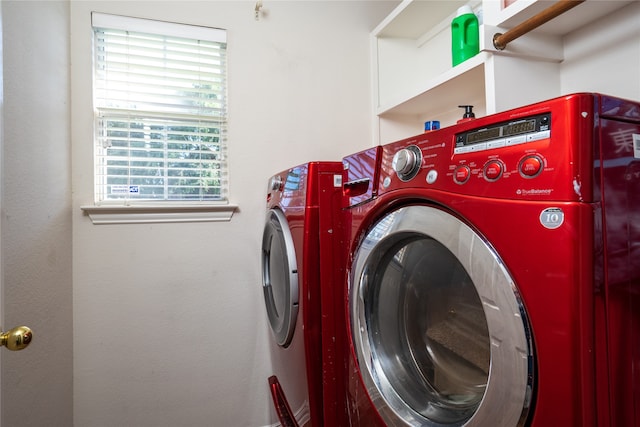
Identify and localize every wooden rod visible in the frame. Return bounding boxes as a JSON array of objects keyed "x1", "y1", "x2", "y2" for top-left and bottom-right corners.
[{"x1": 493, "y1": 0, "x2": 585, "y2": 50}]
